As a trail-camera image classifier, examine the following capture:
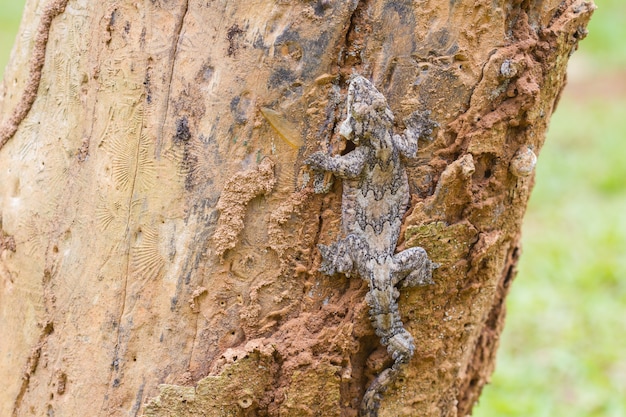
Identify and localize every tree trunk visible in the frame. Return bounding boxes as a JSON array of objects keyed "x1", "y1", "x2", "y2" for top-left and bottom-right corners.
[{"x1": 0, "y1": 0, "x2": 594, "y2": 416}]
